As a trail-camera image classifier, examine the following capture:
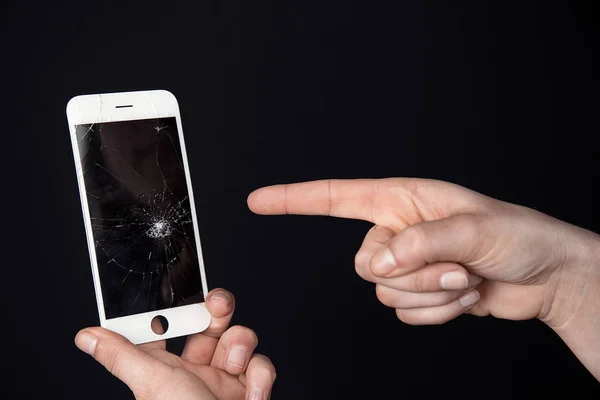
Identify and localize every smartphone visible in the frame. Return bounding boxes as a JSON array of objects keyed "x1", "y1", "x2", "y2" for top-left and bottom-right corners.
[{"x1": 66, "y1": 90, "x2": 211, "y2": 344}]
